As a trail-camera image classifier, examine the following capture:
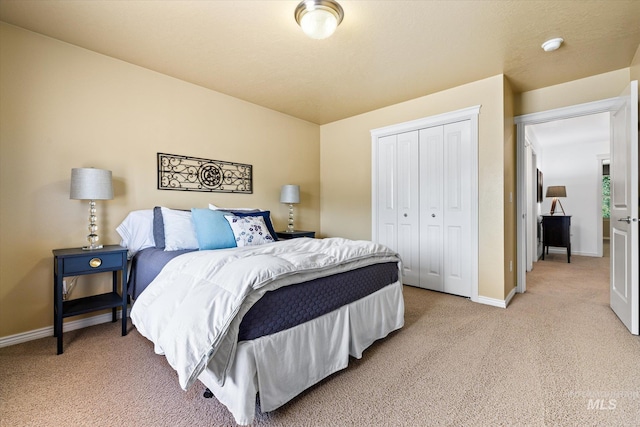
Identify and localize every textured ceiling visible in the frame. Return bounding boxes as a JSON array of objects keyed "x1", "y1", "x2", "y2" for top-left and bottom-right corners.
[{"x1": 1, "y1": 0, "x2": 639, "y2": 124}]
